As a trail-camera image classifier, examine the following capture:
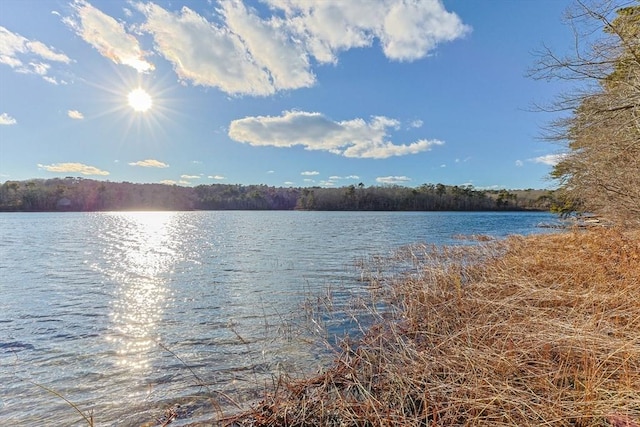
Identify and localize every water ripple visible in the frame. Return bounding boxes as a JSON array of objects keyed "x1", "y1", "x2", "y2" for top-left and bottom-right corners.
[{"x1": 0, "y1": 210, "x2": 557, "y2": 425}]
